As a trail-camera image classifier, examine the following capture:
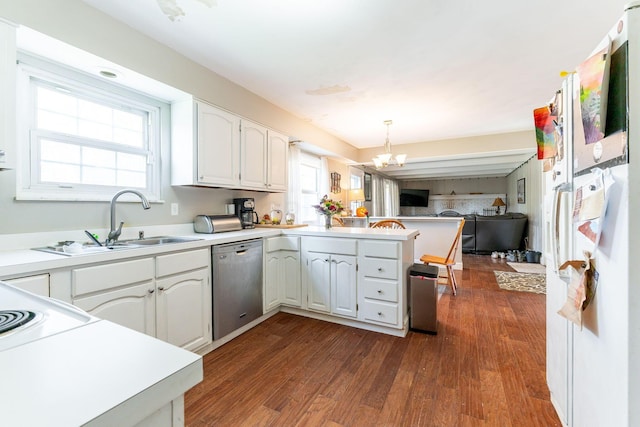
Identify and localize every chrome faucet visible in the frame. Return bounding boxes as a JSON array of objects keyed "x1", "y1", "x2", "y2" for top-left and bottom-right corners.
[{"x1": 107, "y1": 189, "x2": 151, "y2": 245}]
